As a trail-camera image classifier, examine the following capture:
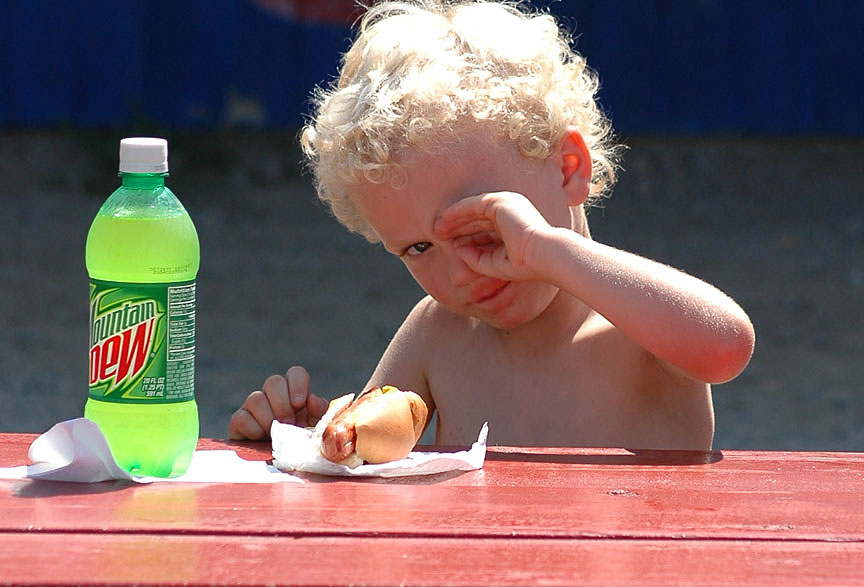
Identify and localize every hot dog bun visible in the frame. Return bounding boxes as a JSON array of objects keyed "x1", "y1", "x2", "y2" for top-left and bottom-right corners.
[{"x1": 314, "y1": 386, "x2": 428, "y2": 466}]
